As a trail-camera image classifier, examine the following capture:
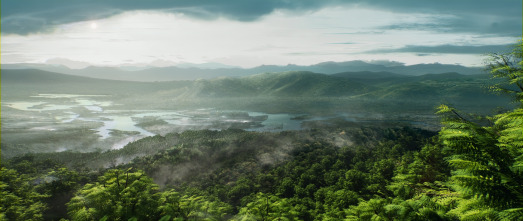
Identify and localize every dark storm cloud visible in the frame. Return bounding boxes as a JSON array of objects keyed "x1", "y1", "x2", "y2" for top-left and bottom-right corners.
[
  {"x1": 367, "y1": 44, "x2": 515, "y2": 54},
  {"x1": 1, "y1": 0, "x2": 521, "y2": 35}
]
